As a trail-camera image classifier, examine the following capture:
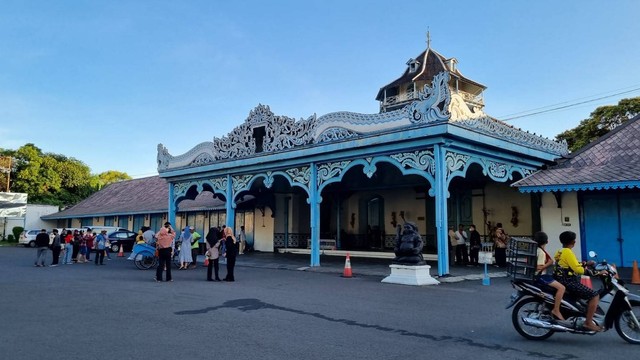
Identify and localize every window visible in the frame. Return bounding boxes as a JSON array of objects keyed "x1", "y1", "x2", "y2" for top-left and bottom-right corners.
[
  {"x1": 253, "y1": 126, "x2": 266, "y2": 153},
  {"x1": 407, "y1": 59, "x2": 420, "y2": 73}
]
